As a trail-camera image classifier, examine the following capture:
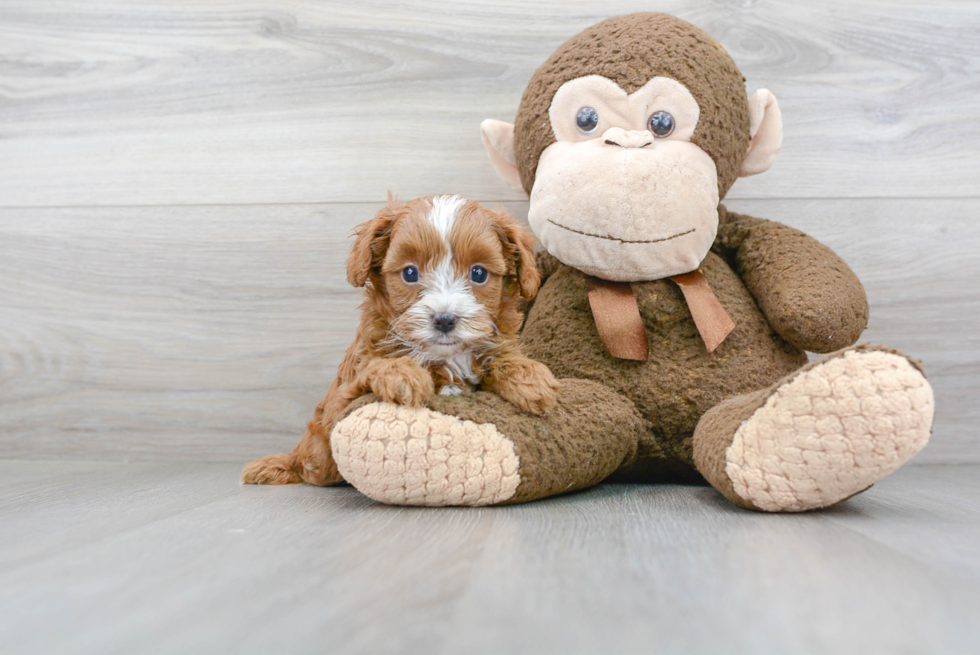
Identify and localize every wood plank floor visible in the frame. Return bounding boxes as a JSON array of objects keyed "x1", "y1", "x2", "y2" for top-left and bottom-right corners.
[{"x1": 1, "y1": 461, "x2": 978, "y2": 655}]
